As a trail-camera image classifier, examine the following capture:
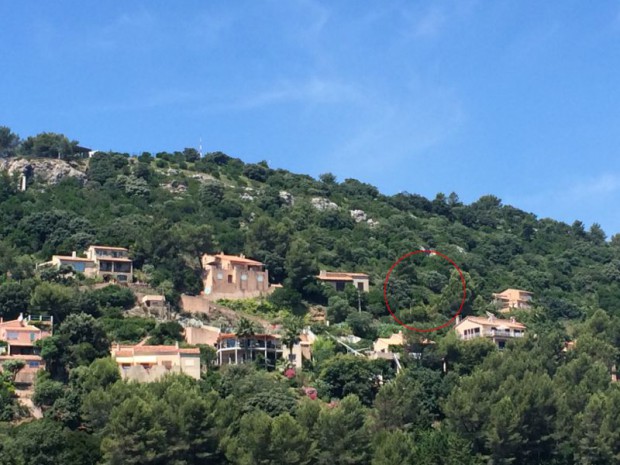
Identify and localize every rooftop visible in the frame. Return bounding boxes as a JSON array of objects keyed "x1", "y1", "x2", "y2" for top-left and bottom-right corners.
[
  {"x1": 206, "y1": 253, "x2": 264, "y2": 267},
  {"x1": 317, "y1": 271, "x2": 369, "y2": 281},
  {"x1": 458, "y1": 315, "x2": 526, "y2": 330},
  {"x1": 112, "y1": 344, "x2": 200, "y2": 357},
  {"x1": 89, "y1": 245, "x2": 129, "y2": 251}
]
